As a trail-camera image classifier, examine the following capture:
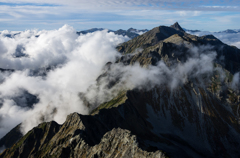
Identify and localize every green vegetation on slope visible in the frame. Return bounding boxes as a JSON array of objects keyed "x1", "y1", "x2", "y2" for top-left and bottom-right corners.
[{"x1": 90, "y1": 91, "x2": 128, "y2": 115}]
